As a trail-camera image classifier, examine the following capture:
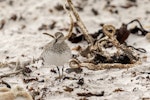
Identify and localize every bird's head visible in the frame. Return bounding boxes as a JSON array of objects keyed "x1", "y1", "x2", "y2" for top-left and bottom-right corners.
[
  {"x1": 43, "y1": 32, "x2": 65, "y2": 44},
  {"x1": 54, "y1": 32, "x2": 65, "y2": 44}
]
